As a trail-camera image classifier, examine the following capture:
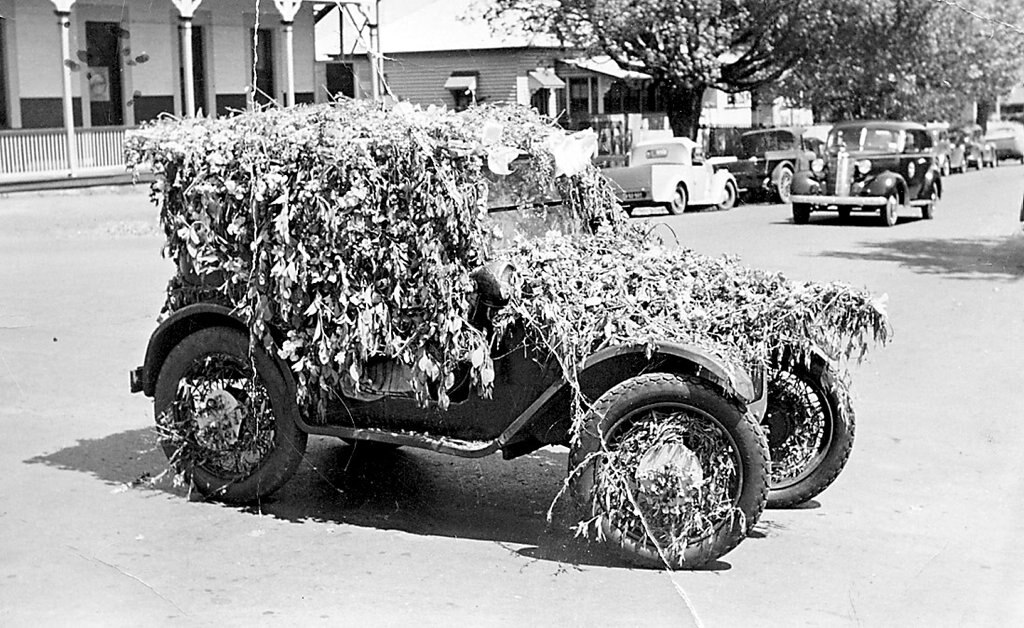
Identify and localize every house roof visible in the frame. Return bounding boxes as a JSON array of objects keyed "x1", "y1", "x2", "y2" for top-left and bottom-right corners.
[
  {"x1": 560, "y1": 56, "x2": 651, "y2": 80},
  {"x1": 368, "y1": 0, "x2": 560, "y2": 54}
]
